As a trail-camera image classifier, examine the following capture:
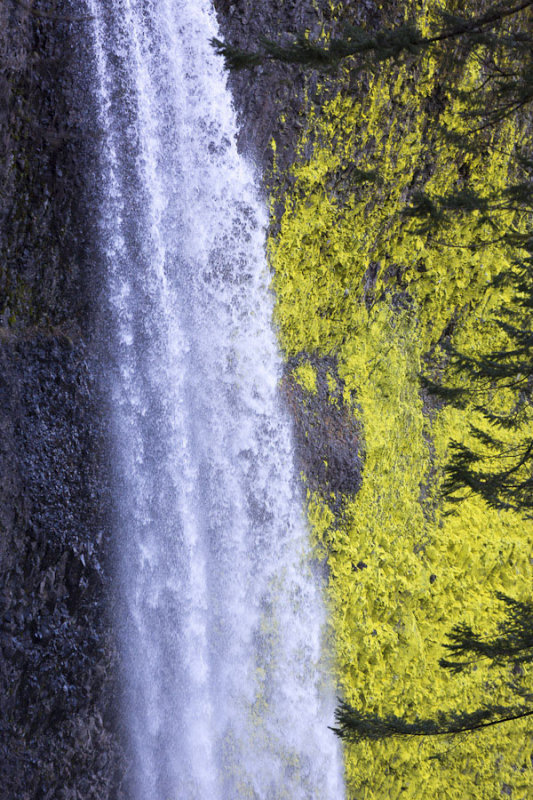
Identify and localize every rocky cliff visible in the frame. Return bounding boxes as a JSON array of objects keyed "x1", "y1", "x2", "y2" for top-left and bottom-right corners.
[
  {"x1": 0, "y1": 3, "x2": 120, "y2": 797},
  {"x1": 0, "y1": 1, "x2": 344, "y2": 797}
]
